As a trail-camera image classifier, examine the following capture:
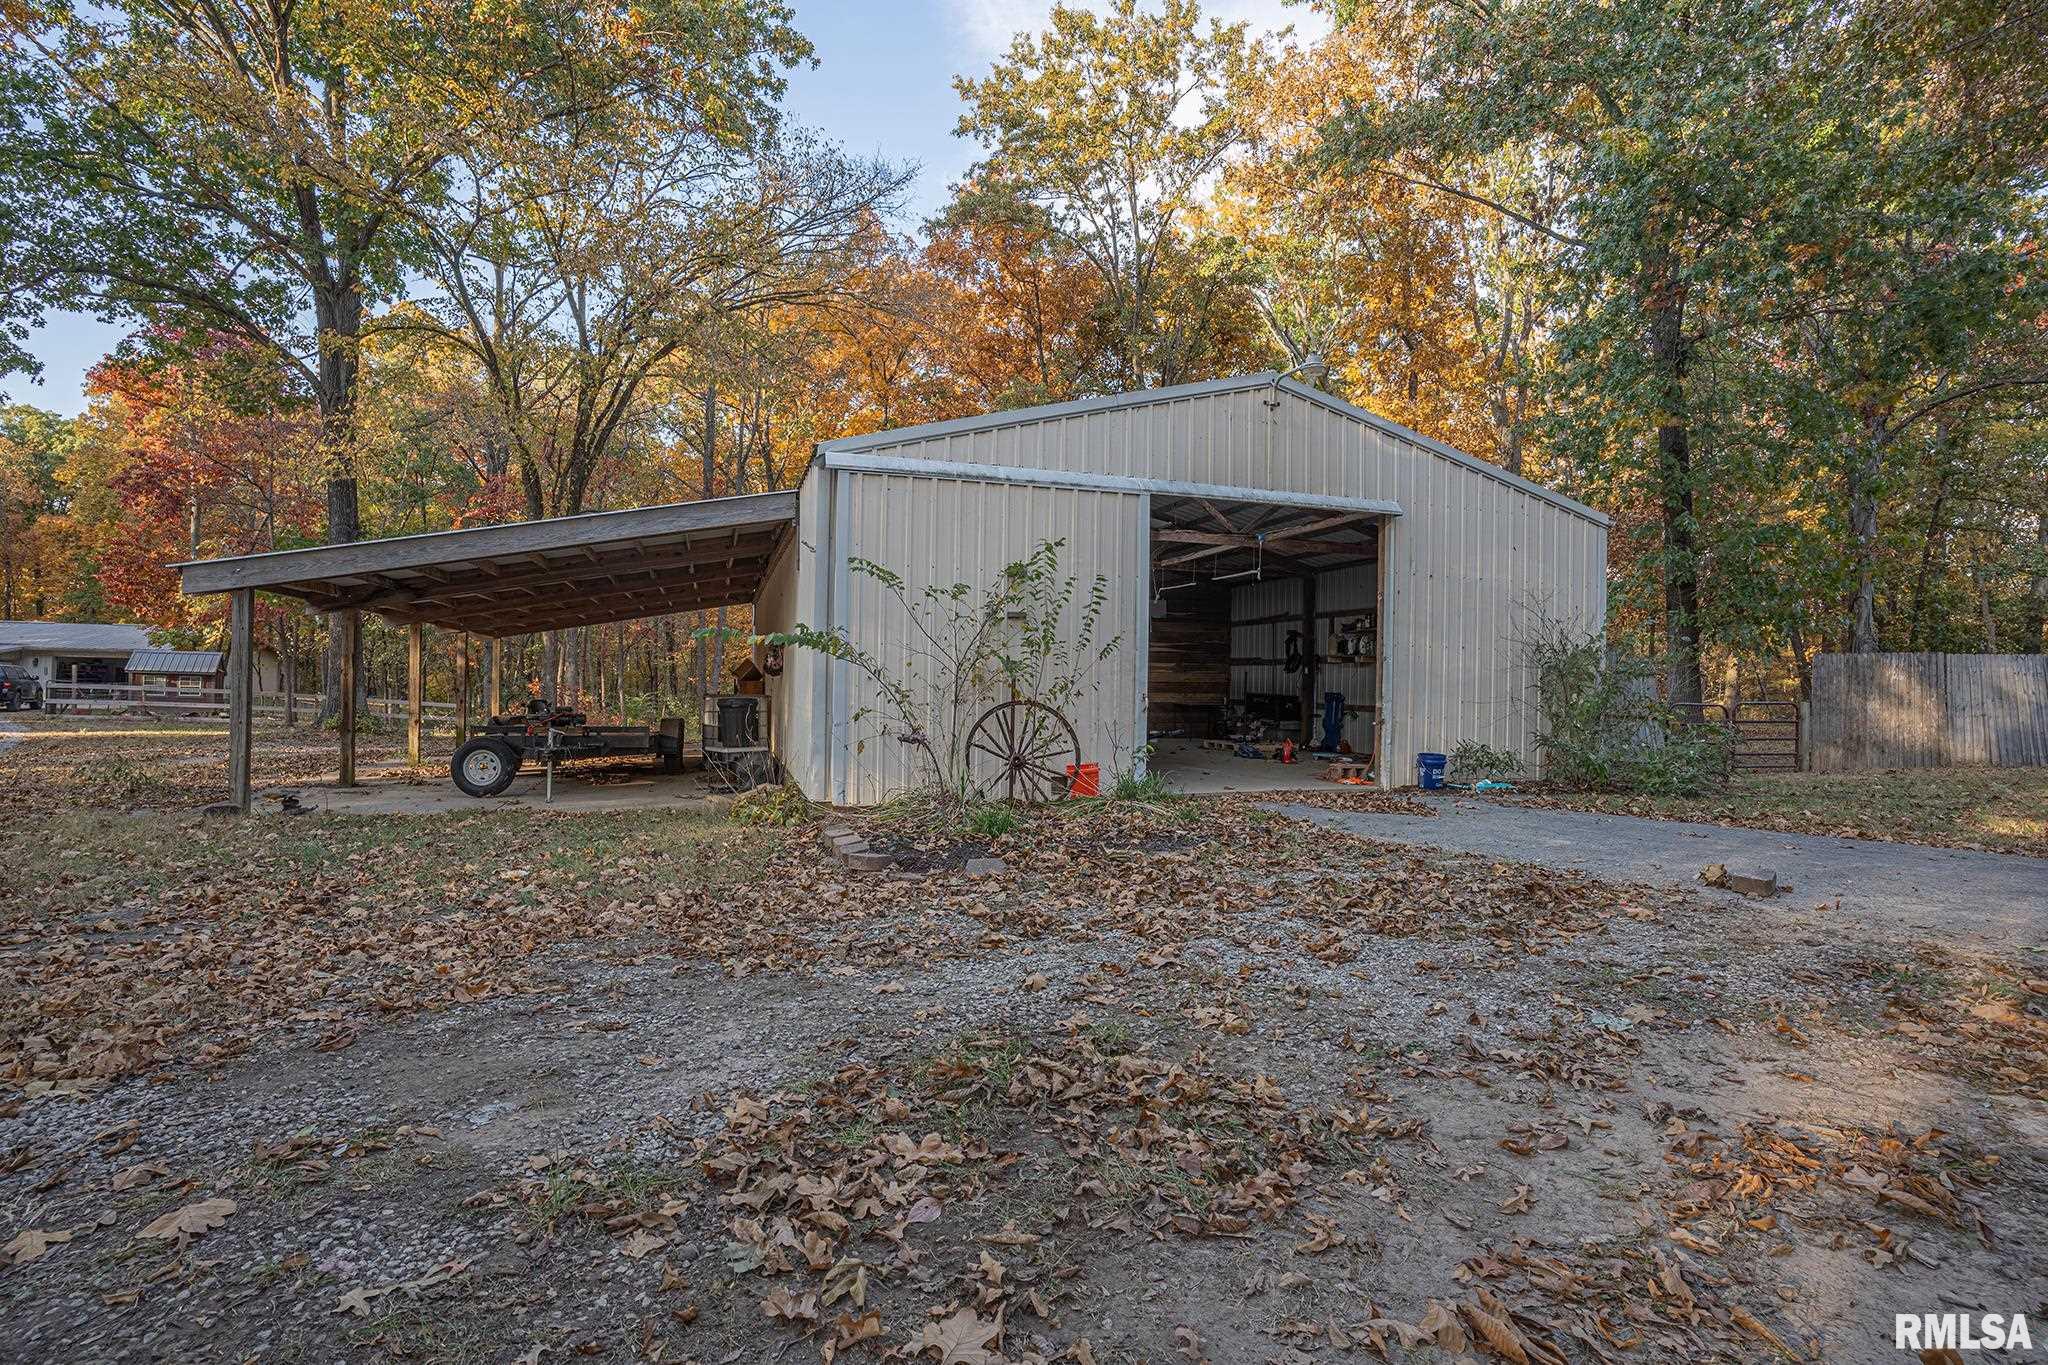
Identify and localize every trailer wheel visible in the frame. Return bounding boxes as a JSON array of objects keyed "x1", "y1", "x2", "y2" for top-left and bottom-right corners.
[{"x1": 451, "y1": 737, "x2": 522, "y2": 797}]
